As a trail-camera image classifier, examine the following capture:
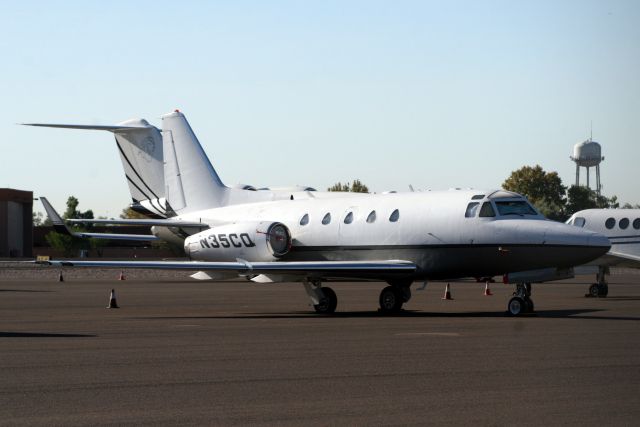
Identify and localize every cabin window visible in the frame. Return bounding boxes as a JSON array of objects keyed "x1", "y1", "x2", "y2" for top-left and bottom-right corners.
[
  {"x1": 634, "y1": 218, "x2": 640, "y2": 230},
  {"x1": 366, "y1": 210, "x2": 376, "y2": 223},
  {"x1": 471, "y1": 194, "x2": 485, "y2": 200},
  {"x1": 344, "y1": 212, "x2": 354, "y2": 224},
  {"x1": 619, "y1": 218, "x2": 629, "y2": 230},
  {"x1": 479, "y1": 202, "x2": 496, "y2": 218},
  {"x1": 300, "y1": 213, "x2": 309, "y2": 226},
  {"x1": 605, "y1": 218, "x2": 616, "y2": 229},
  {"x1": 465, "y1": 202, "x2": 479, "y2": 218},
  {"x1": 322, "y1": 213, "x2": 332, "y2": 225},
  {"x1": 389, "y1": 209, "x2": 400, "y2": 222},
  {"x1": 573, "y1": 217, "x2": 586, "y2": 227}
]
